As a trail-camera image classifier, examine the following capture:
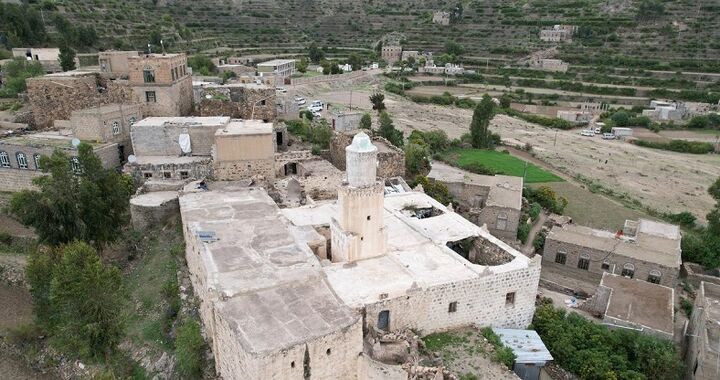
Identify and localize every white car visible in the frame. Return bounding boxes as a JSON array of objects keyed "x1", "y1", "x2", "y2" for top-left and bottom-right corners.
[
  {"x1": 594, "y1": 127, "x2": 602, "y2": 134},
  {"x1": 307, "y1": 105, "x2": 323, "y2": 113},
  {"x1": 312, "y1": 111, "x2": 322, "y2": 118},
  {"x1": 275, "y1": 87, "x2": 287, "y2": 93},
  {"x1": 295, "y1": 96, "x2": 306, "y2": 105},
  {"x1": 580, "y1": 130, "x2": 595, "y2": 137},
  {"x1": 602, "y1": 133, "x2": 616, "y2": 140}
]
